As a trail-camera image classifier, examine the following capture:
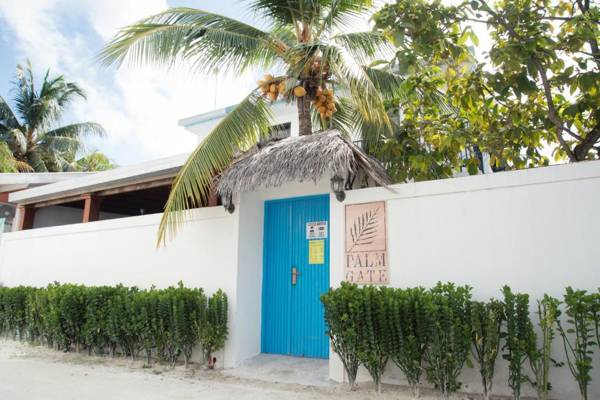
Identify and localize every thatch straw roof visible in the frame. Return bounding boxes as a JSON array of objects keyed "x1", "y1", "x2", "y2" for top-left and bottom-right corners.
[{"x1": 216, "y1": 130, "x2": 391, "y2": 199}]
